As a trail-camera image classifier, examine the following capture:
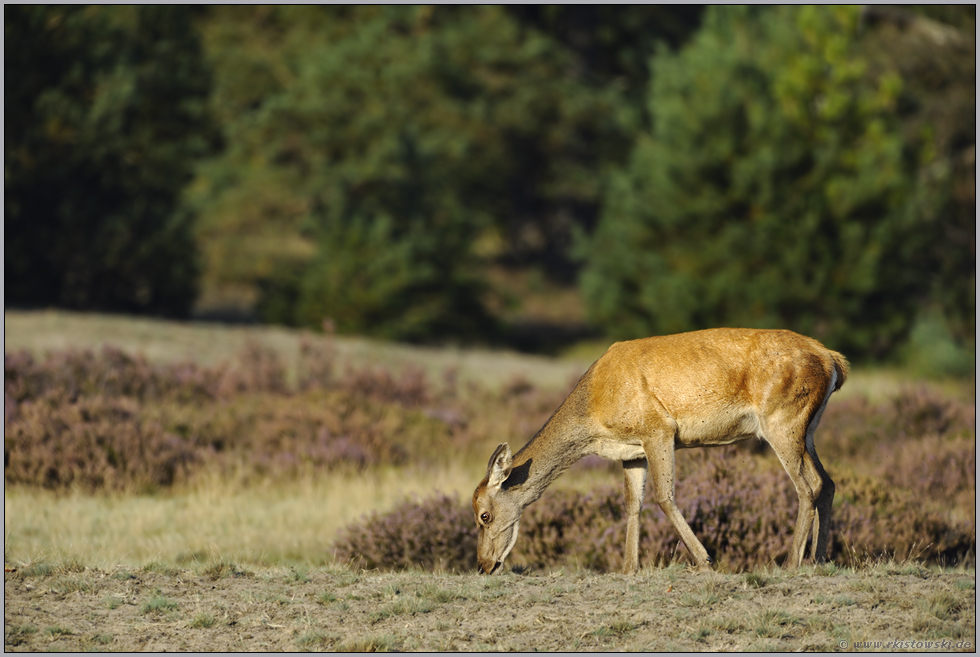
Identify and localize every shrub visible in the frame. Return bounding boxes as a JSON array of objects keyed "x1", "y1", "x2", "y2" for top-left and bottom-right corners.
[
  {"x1": 818, "y1": 385, "x2": 975, "y2": 458},
  {"x1": 333, "y1": 494, "x2": 478, "y2": 572},
  {"x1": 340, "y1": 364, "x2": 432, "y2": 408},
  {"x1": 4, "y1": 343, "x2": 464, "y2": 489},
  {"x1": 4, "y1": 393, "x2": 199, "y2": 491},
  {"x1": 889, "y1": 386, "x2": 975, "y2": 439},
  {"x1": 832, "y1": 472, "x2": 975, "y2": 567},
  {"x1": 4, "y1": 347, "x2": 220, "y2": 405},
  {"x1": 335, "y1": 442, "x2": 975, "y2": 573},
  {"x1": 872, "y1": 436, "x2": 975, "y2": 504},
  {"x1": 296, "y1": 336, "x2": 337, "y2": 391},
  {"x1": 213, "y1": 341, "x2": 287, "y2": 397}
]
